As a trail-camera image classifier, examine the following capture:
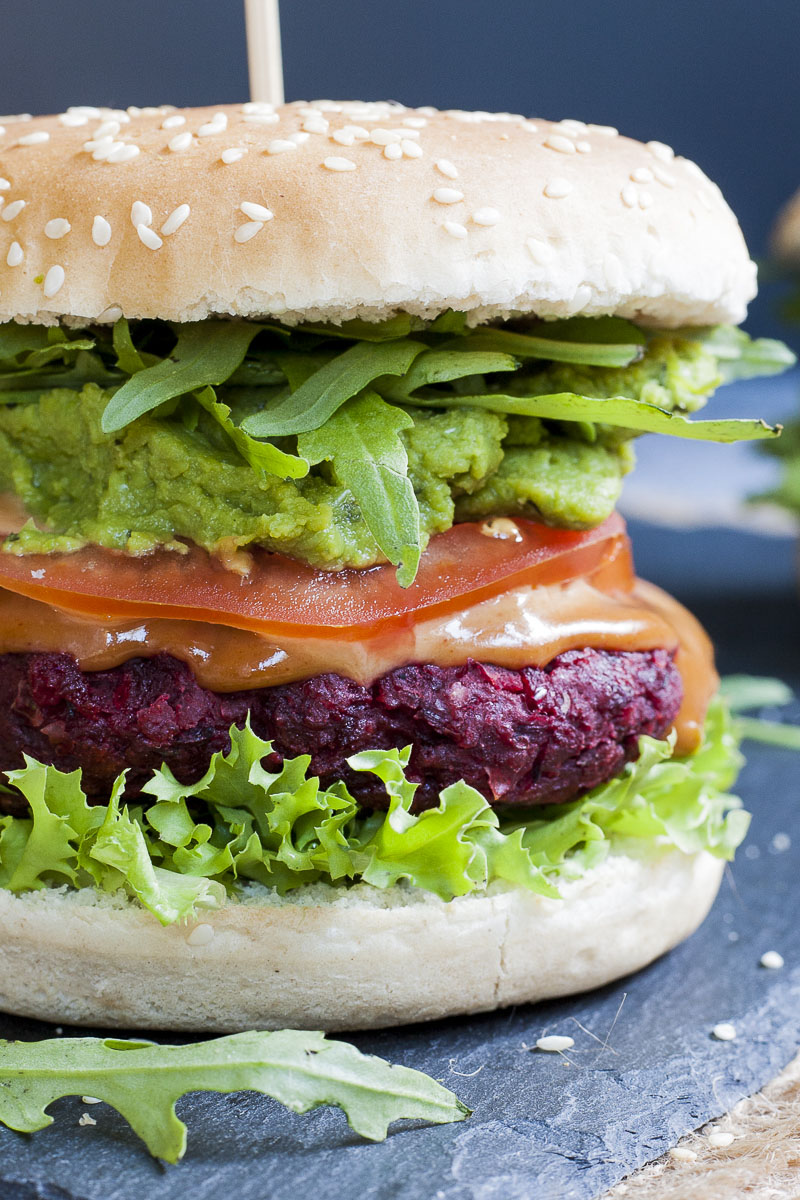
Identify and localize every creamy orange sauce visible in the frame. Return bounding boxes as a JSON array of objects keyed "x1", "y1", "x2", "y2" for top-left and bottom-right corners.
[{"x1": 0, "y1": 578, "x2": 714, "y2": 754}]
